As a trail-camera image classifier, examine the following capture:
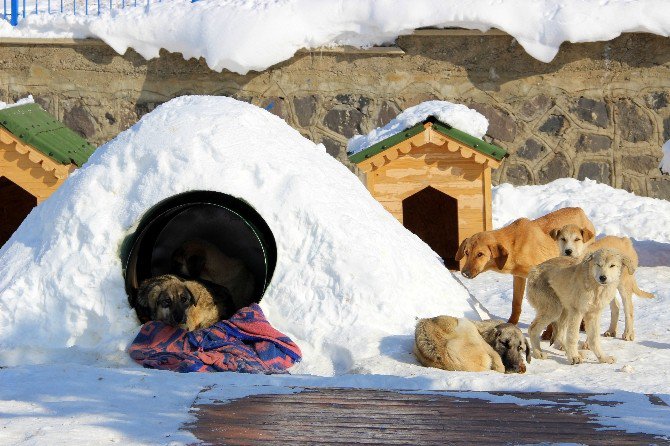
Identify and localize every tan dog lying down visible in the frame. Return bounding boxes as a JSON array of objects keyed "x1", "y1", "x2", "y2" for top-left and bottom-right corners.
[
  {"x1": 456, "y1": 207, "x2": 595, "y2": 325},
  {"x1": 551, "y1": 224, "x2": 654, "y2": 341},
  {"x1": 527, "y1": 248, "x2": 634, "y2": 364},
  {"x1": 414, "y1": 316, "x2": 530, "y2": 373}
]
